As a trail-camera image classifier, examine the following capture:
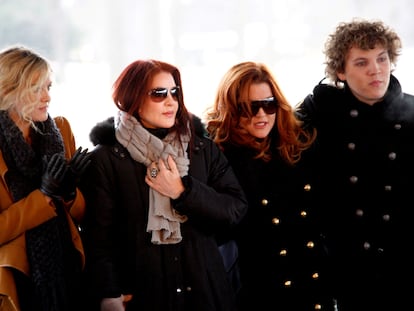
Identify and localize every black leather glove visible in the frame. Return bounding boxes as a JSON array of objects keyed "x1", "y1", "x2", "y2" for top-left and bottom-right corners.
[
  {"x1": 60, "y1": 147, "x2": 91, "y2": 201},
  {"x1": 40, "y1": 153, "x2": 68, "y2": 200},
  {"x1": 68, "y1": 147, "x2": 91, "y2": 180}
]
